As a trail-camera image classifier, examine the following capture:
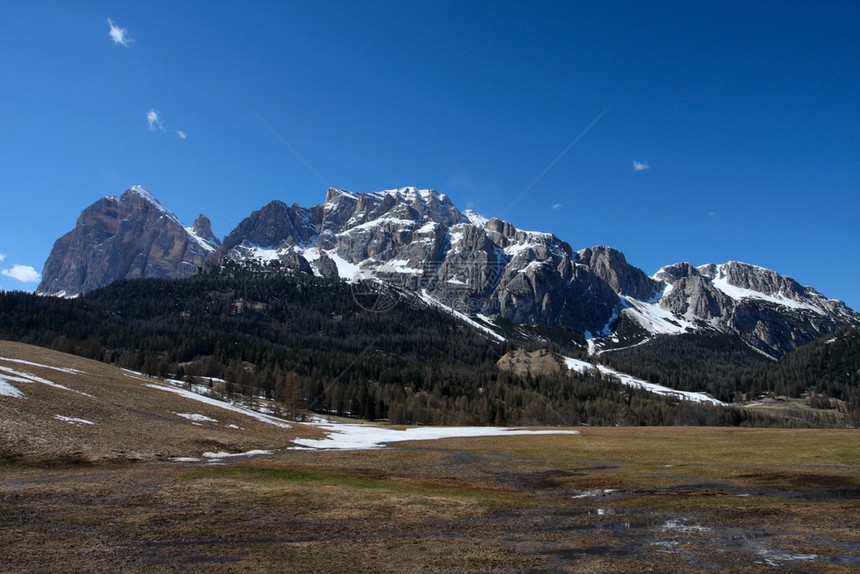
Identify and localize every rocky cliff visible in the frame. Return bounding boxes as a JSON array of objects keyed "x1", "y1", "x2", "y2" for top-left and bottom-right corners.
[{"x1": 37, "y1": 186, "x2": 218, "y2": 296}]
